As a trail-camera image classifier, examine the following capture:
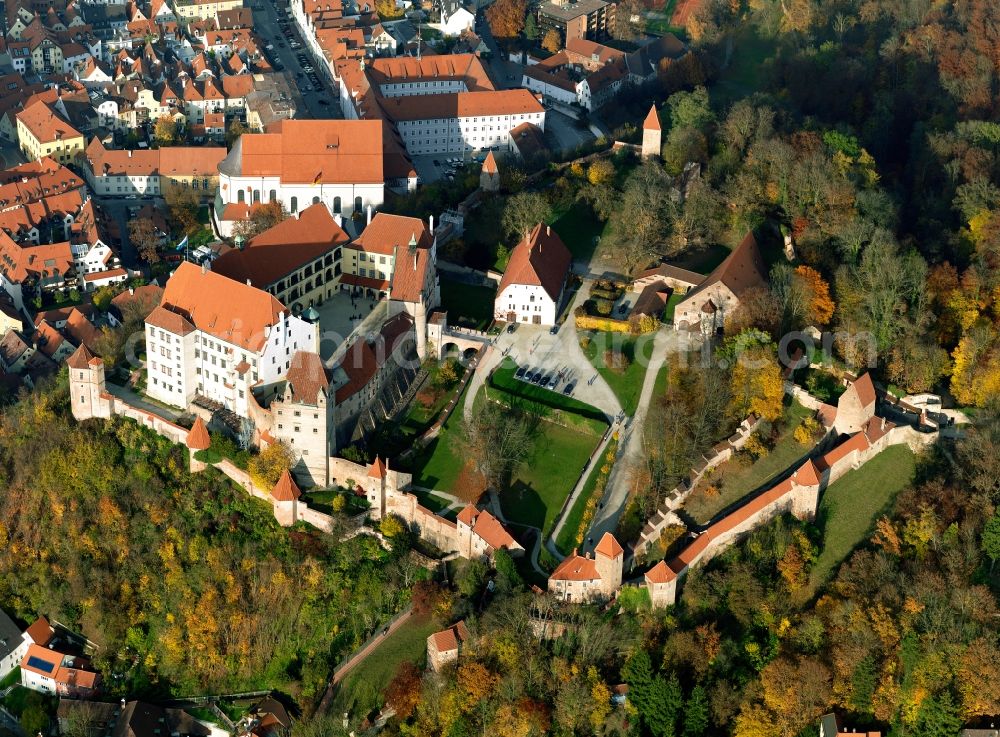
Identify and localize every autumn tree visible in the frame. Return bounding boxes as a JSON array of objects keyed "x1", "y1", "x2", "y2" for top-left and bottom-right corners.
[
  {"x1": 587, "y1": 159, "x2": 615, "y2": 185},
  {"x1": 501, "y1": 191, "x2": 550, "y2": 240},
  {"x1": 611, "y1": 162, "x2": 677, "y2": 273},
  {"x1": 792, "y1": 265, "x2": 835, "y2": 325},
  {"x1": 385, "y1": 662, "x2": 423, "y2": 719},
  {"x1": 128, "y1": 218, "x2": 161, "y2": 263},
  {"x1": 485, "y1": 0, "x2": 527, "y2": 39},
  {"x1": 225, "y1": 119, "x2": 247, "y2": 148},
  {"x1": 165, "y1": 184, "x2": 201, "y2": 236},
  {"x1": 231, "y1": 200, "x2": 287, "y2": 241},
  {"x1": 248, "y1": 441, "x2": 295, "y2": 489},
  {"x1": 154, "y1": 115, "x2": 179, "y2": 146},
  {"x1": 91, "y1": 285, "x2": 117, "y2": 312},
  {"x1": 541, "y1": 29, "x2": 561, "y2": 53},
  {"x1": 375, "y1": 0, "x2": 403, "y2": 19},
  {"x1": 726, "y1": 340, "x2": 784, "y2": 422}
]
